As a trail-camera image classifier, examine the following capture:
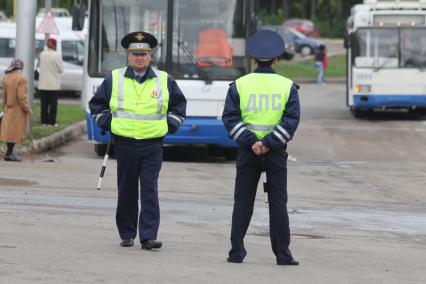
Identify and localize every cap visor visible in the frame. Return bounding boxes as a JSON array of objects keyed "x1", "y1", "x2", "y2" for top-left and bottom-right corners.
[{"x1": 129, "y1": 50, "x2": 150, "y2": 54}]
